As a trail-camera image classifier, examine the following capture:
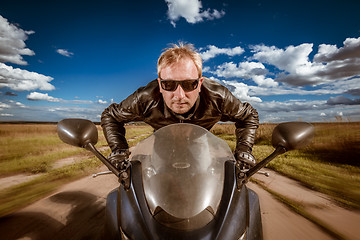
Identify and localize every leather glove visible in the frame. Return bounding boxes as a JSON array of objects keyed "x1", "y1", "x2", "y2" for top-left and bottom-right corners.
[
  {"x1": 235, "y1": 151, "x2": 256, "y2": 167},
  {"x1": 108, "y1": 149, "x2": 130, "y2": 170}
]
